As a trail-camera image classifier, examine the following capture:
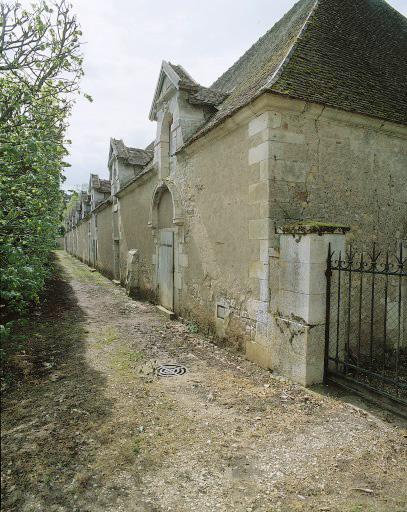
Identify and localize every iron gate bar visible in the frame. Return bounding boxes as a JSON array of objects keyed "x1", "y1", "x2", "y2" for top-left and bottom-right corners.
[
  {"x1": 345, "y1": 246, "x2": 352, "y2": 373},
  {"x1": 326, "y1": 358, "x2": 407, "y2": 390},
  {"x1": 357, "y1": 252, "x2": 363, "y2": 363},
  {"x1": 383, "y1": 251, "x2": 389, "y2": 377},
  {"x1": 324, "y1": 242, "x2": 407, "y2": 411},
  {"x1": 323, "y1": 243, "x2": 333, "y2": 384},
  {"x1": 335, "y1": 250, "x2": 342, "y2": 369},
  {"x1": 396, "y1": 242, "x2": 404, "y2": 380},
  {"x1": 369, "y1": 244, "x2": 378, "y2": 367},
  {"x1": 328, "y1": 370, "x2": 407, "y2": 418}
]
